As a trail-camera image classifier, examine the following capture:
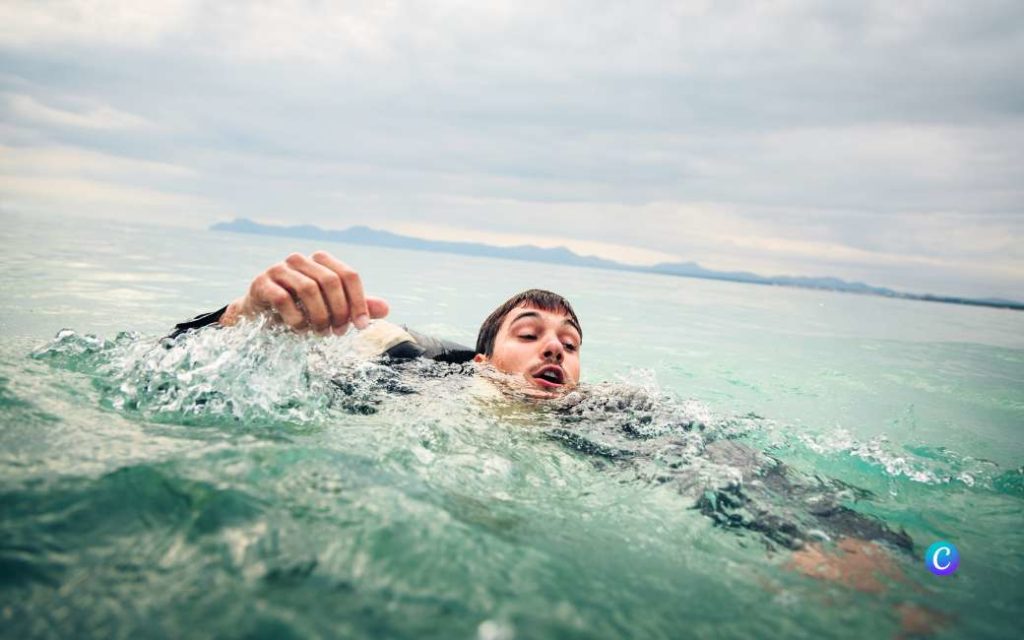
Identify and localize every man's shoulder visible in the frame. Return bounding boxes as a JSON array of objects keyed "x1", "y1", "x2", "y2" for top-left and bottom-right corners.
[{"x1": 355, "y1": 321, "x2": 475, "y2": 364}]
